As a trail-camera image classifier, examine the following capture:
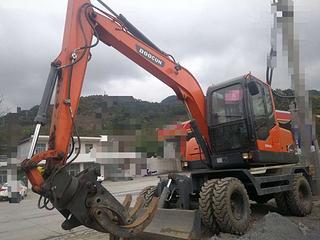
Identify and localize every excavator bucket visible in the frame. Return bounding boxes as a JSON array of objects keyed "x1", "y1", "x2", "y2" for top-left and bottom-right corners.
[
  {"x1": 131, "y1": 174, "x2": 201, "y2": 239},
  {"x1": 136, "y1": 208, "x2": 201, "y2": 240}
]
